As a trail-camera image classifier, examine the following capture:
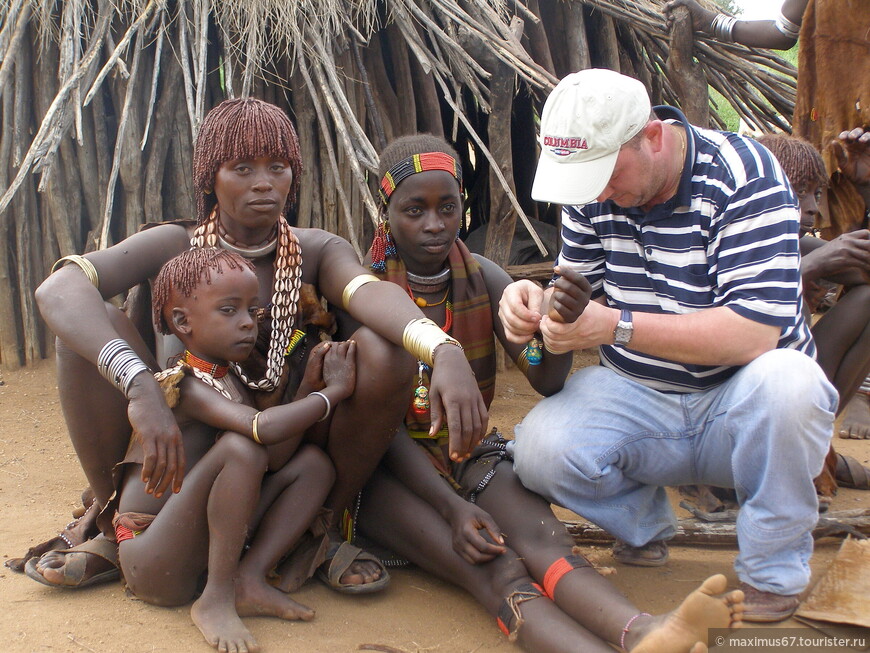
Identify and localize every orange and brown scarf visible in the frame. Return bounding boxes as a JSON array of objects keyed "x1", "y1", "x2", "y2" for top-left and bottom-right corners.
[{"x1": 370, "y1": 238, "x2": 496, "y2": 471}]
